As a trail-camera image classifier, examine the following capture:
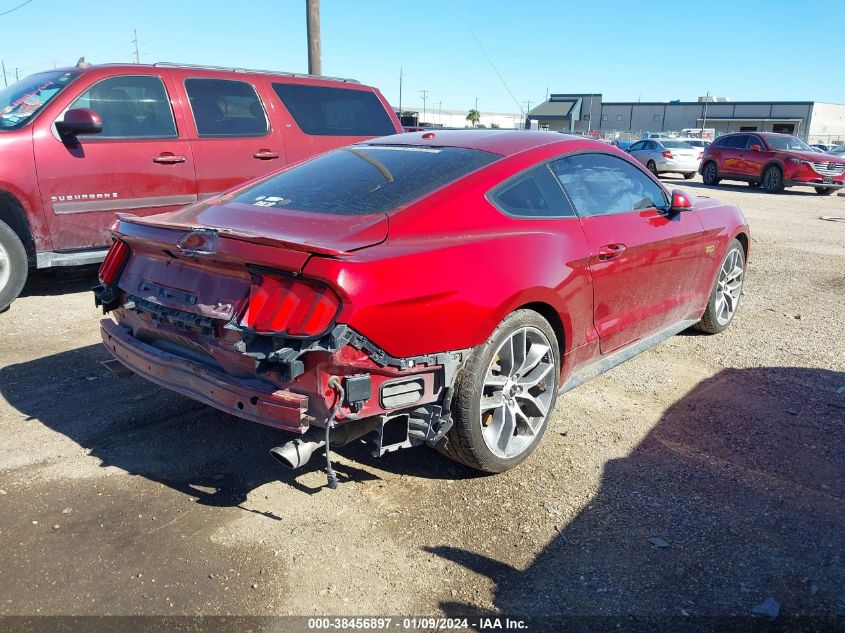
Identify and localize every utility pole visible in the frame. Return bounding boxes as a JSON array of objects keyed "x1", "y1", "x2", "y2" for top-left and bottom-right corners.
[
  {"x1": 419, "y1": 89, "x2": 429, "y2": 126},
  {"x1": 306, "y1": 0, "x2": 321, "y2": 76},
  {"x1": 398, "y1": 68, "x2": 403, "y2": 120},
  {"x1": 701, "y1": 90, "x2": 710, "y2": 136},
  {"x1": 132, "y1": 29, "x2": 140, "y2": 63},
  {"x1": 1, "y1": 61, "x2": 6, "y2": 87},
  {"x1": 523, "y1": 100, "x2": 532, "y2": 129},
  {"x1": 436, "y1": 101, "x2": 442, "y2": 124},
  {"x1": 14, "y1": 67, "x2": 18, "y2": 82}
]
